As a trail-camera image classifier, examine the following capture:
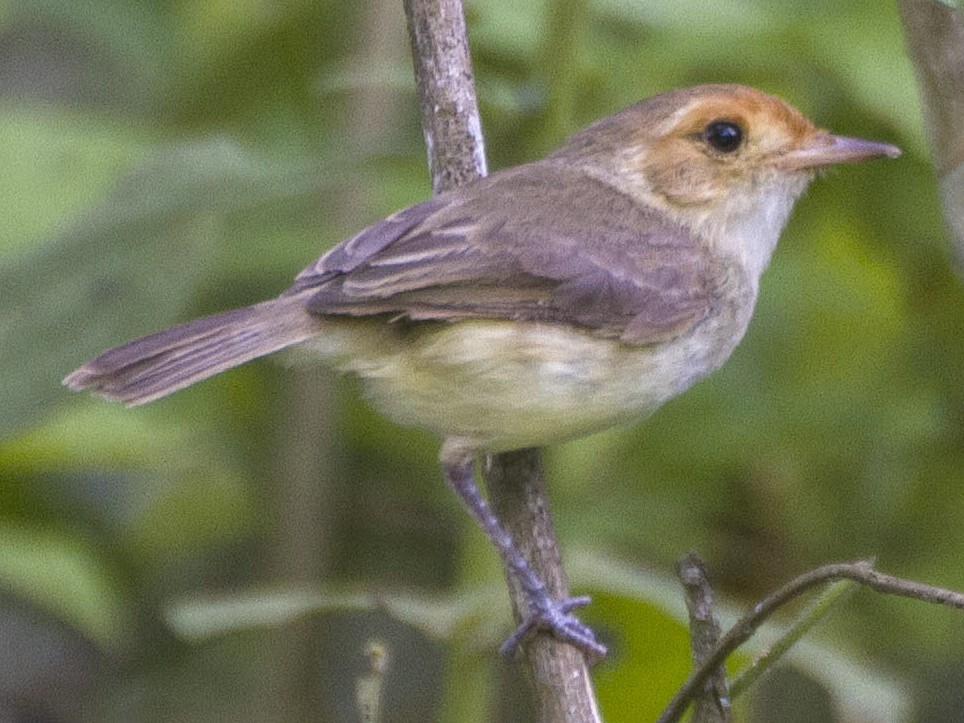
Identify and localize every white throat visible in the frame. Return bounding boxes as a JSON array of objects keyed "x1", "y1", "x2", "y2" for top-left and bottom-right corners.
[{"x1": 693, "y1": 174, "x2": 812, "y2": 284}]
